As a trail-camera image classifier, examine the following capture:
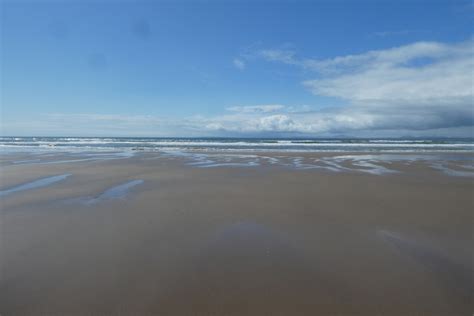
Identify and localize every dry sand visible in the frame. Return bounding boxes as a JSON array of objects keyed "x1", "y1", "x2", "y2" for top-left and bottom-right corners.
[{"x1": 0, "y1": 152, "x2": 473, "y2": 316}]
